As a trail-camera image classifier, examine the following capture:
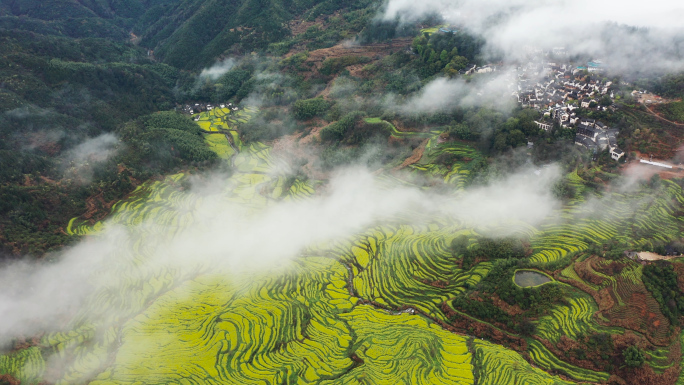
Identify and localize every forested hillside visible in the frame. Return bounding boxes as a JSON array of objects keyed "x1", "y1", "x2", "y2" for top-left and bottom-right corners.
[
  {"x1": 1, "y1": 0, "x2": 383, "y2": 69},
  {"x1": 0, "y1": 0, "x2": 393, "y2": 254}
]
